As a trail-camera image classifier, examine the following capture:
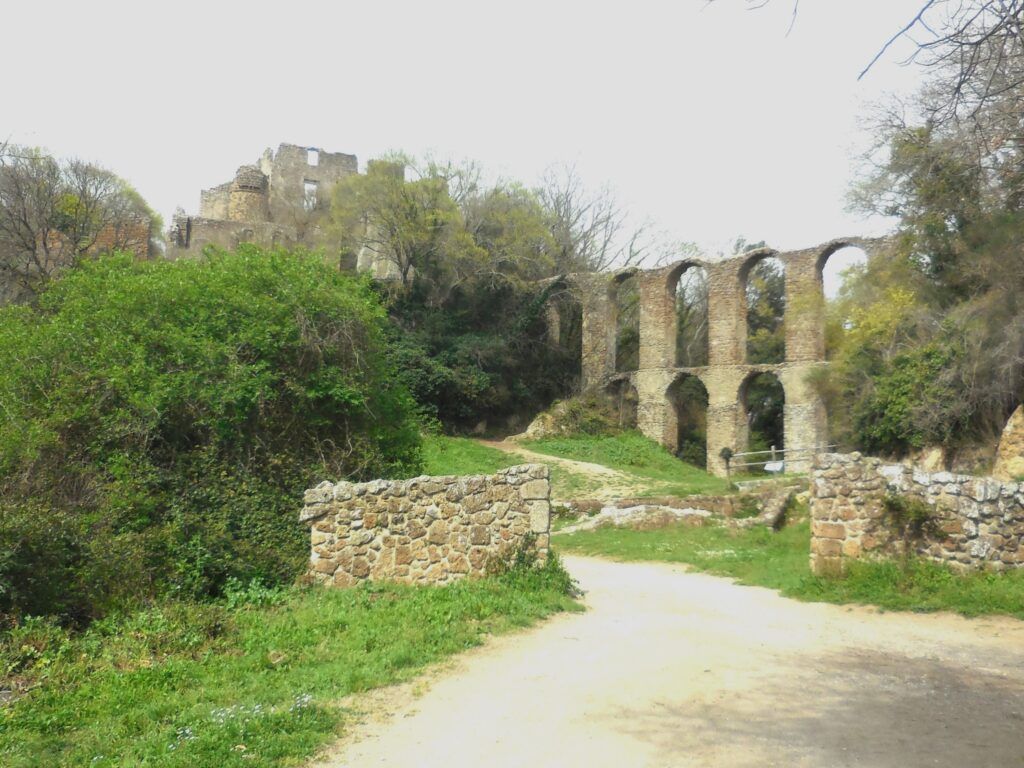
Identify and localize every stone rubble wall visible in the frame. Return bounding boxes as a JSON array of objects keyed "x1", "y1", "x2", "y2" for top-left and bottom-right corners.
[
  {"x1": 810, "y1": 453, "x2": 1024, "y2": 575},
  {"x1": 299, "y1": 464, "x2": 551, "y2": 587}
]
